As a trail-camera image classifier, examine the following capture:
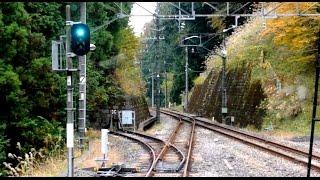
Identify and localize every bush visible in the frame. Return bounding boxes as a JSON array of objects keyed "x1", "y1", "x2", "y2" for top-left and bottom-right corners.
[{"x1": 16, "y1": 116, "x2": 64, "y2": 153}]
